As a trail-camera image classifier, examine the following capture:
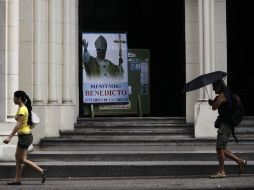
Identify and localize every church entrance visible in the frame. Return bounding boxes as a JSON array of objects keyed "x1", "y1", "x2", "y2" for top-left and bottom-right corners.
[
  {"x1": 227, "y1": 0, "x2": 254, "y2": 116},
  {"x1": 78, "y1": 0, "x2": 186, "y2": 117}
]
